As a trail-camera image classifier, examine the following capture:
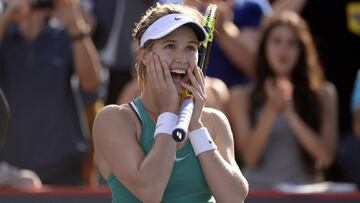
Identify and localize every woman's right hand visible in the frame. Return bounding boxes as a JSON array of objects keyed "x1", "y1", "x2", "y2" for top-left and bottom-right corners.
[{"x1": 145, "y1": 52, "x2": 179, "y2": 113}]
